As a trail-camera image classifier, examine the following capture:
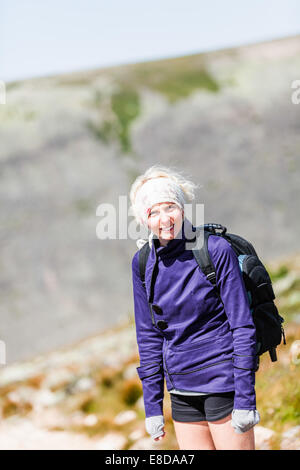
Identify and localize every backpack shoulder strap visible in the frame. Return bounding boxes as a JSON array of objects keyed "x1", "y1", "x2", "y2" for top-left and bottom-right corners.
[
  {"x1": 138, "y1": 229, "x2": 218, "y2": 290},
  {"x1": 192, "y1": 230, "x2": 218, "y2": 287},
  {"x1": 138, "y1": 242, "x2": 150, "y2": 288}
]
